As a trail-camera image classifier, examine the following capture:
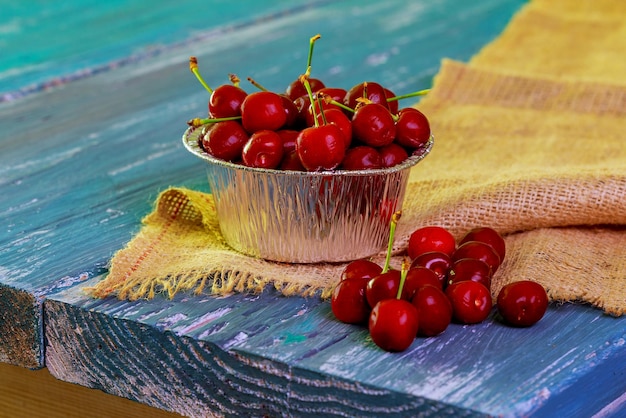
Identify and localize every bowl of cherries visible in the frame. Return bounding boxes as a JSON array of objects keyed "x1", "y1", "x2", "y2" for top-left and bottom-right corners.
[{"x1": 183, "y1": 35, "x2": 434, "y2": 263}]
